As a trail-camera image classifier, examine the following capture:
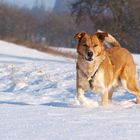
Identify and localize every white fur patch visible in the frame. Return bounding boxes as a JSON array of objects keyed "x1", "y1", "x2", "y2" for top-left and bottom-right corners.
[
  {"x1": 77, "y1": 88, "x2": 99, "y2": 108},
  {"x1": 121, "y1": 79, "x2": 127, "y2": 89},
  {"x1": 77, "y1": 96, "x2": 99, "y2": 108},
  {"x1": 97, "y1": 29, "x2": 104, "y2": 33}
]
